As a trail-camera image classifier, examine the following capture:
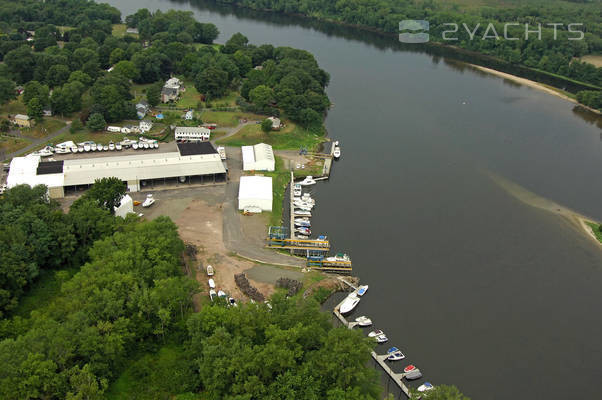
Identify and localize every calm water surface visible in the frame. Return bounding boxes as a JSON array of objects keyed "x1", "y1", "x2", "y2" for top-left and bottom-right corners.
[{"x1": 109, "y1": 1, "x2": 602, "y2": 398}]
